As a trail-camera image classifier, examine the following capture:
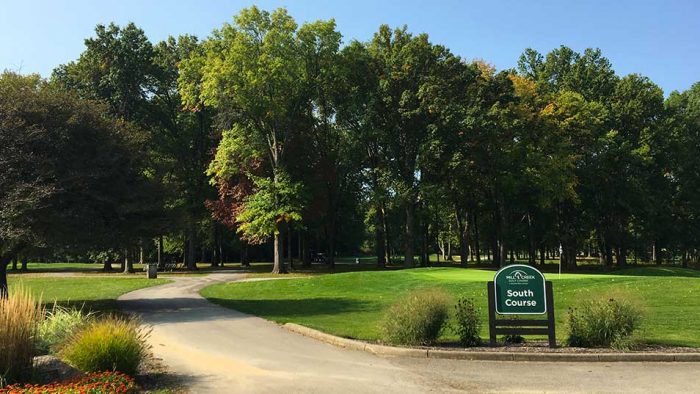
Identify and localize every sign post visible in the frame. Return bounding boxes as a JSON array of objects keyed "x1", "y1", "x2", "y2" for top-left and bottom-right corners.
[{"x1": 488, "y1": 264, "x2": 556, "y2": 347}]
